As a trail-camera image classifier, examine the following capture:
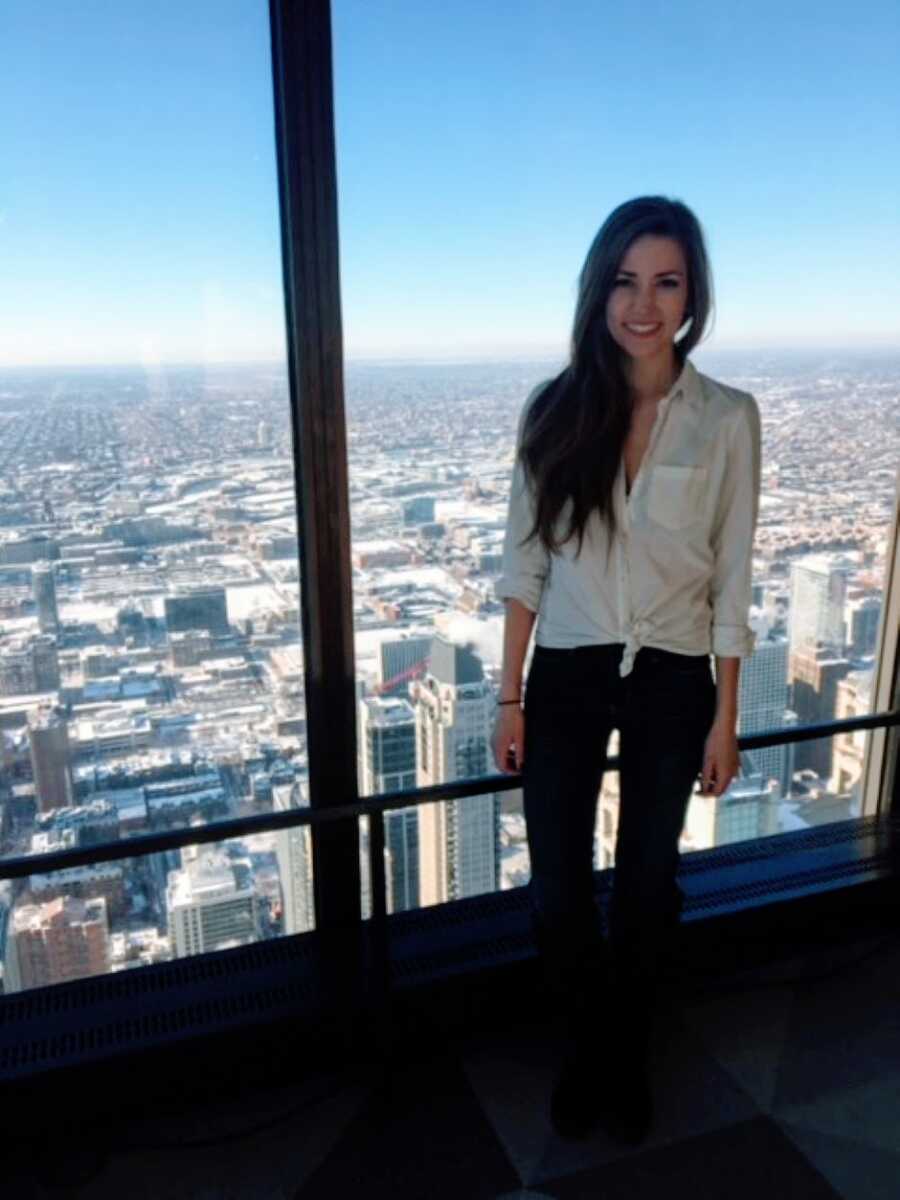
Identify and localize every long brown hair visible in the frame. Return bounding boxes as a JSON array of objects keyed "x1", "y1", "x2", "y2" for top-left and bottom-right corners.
[{"x1": 519, "y1": 196, "x2": 714, "y2": 567}]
